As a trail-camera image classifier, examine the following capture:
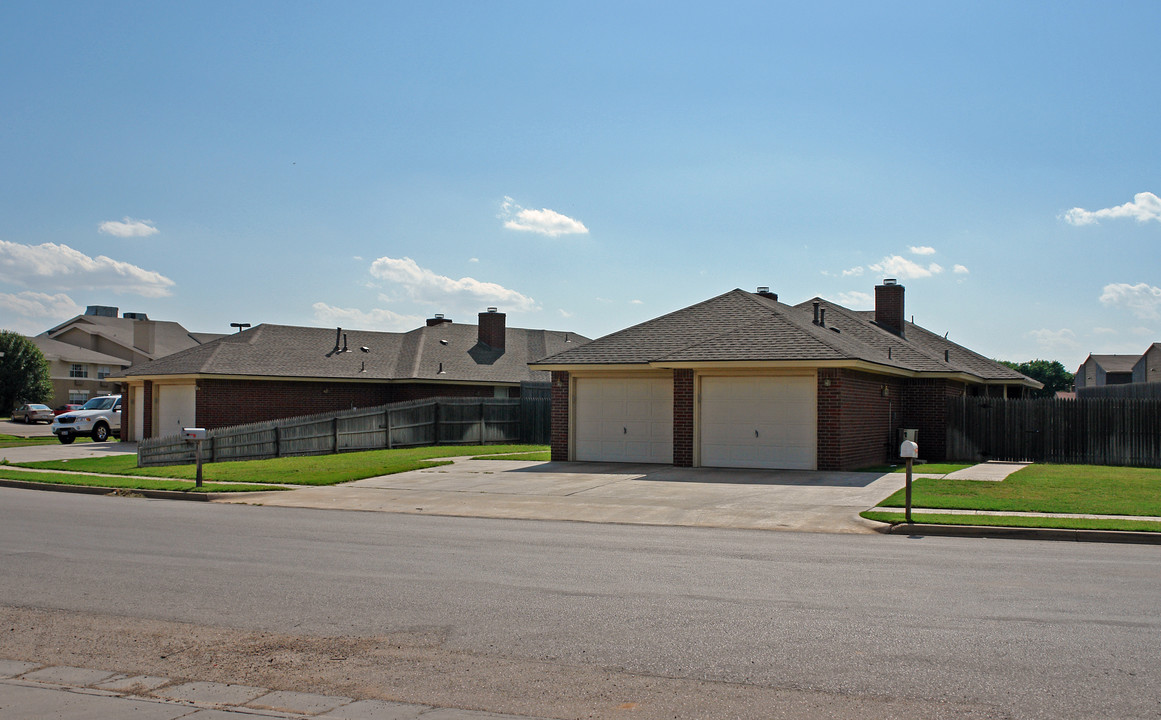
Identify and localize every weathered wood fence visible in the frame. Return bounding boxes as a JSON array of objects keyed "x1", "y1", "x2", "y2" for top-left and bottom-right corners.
[
  {"x1": 139, "y1": 395, "x2": 550, "y2": 467},
  {"x1": 946, "y1": 396, "x2": 1161, "y2": 467}
]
